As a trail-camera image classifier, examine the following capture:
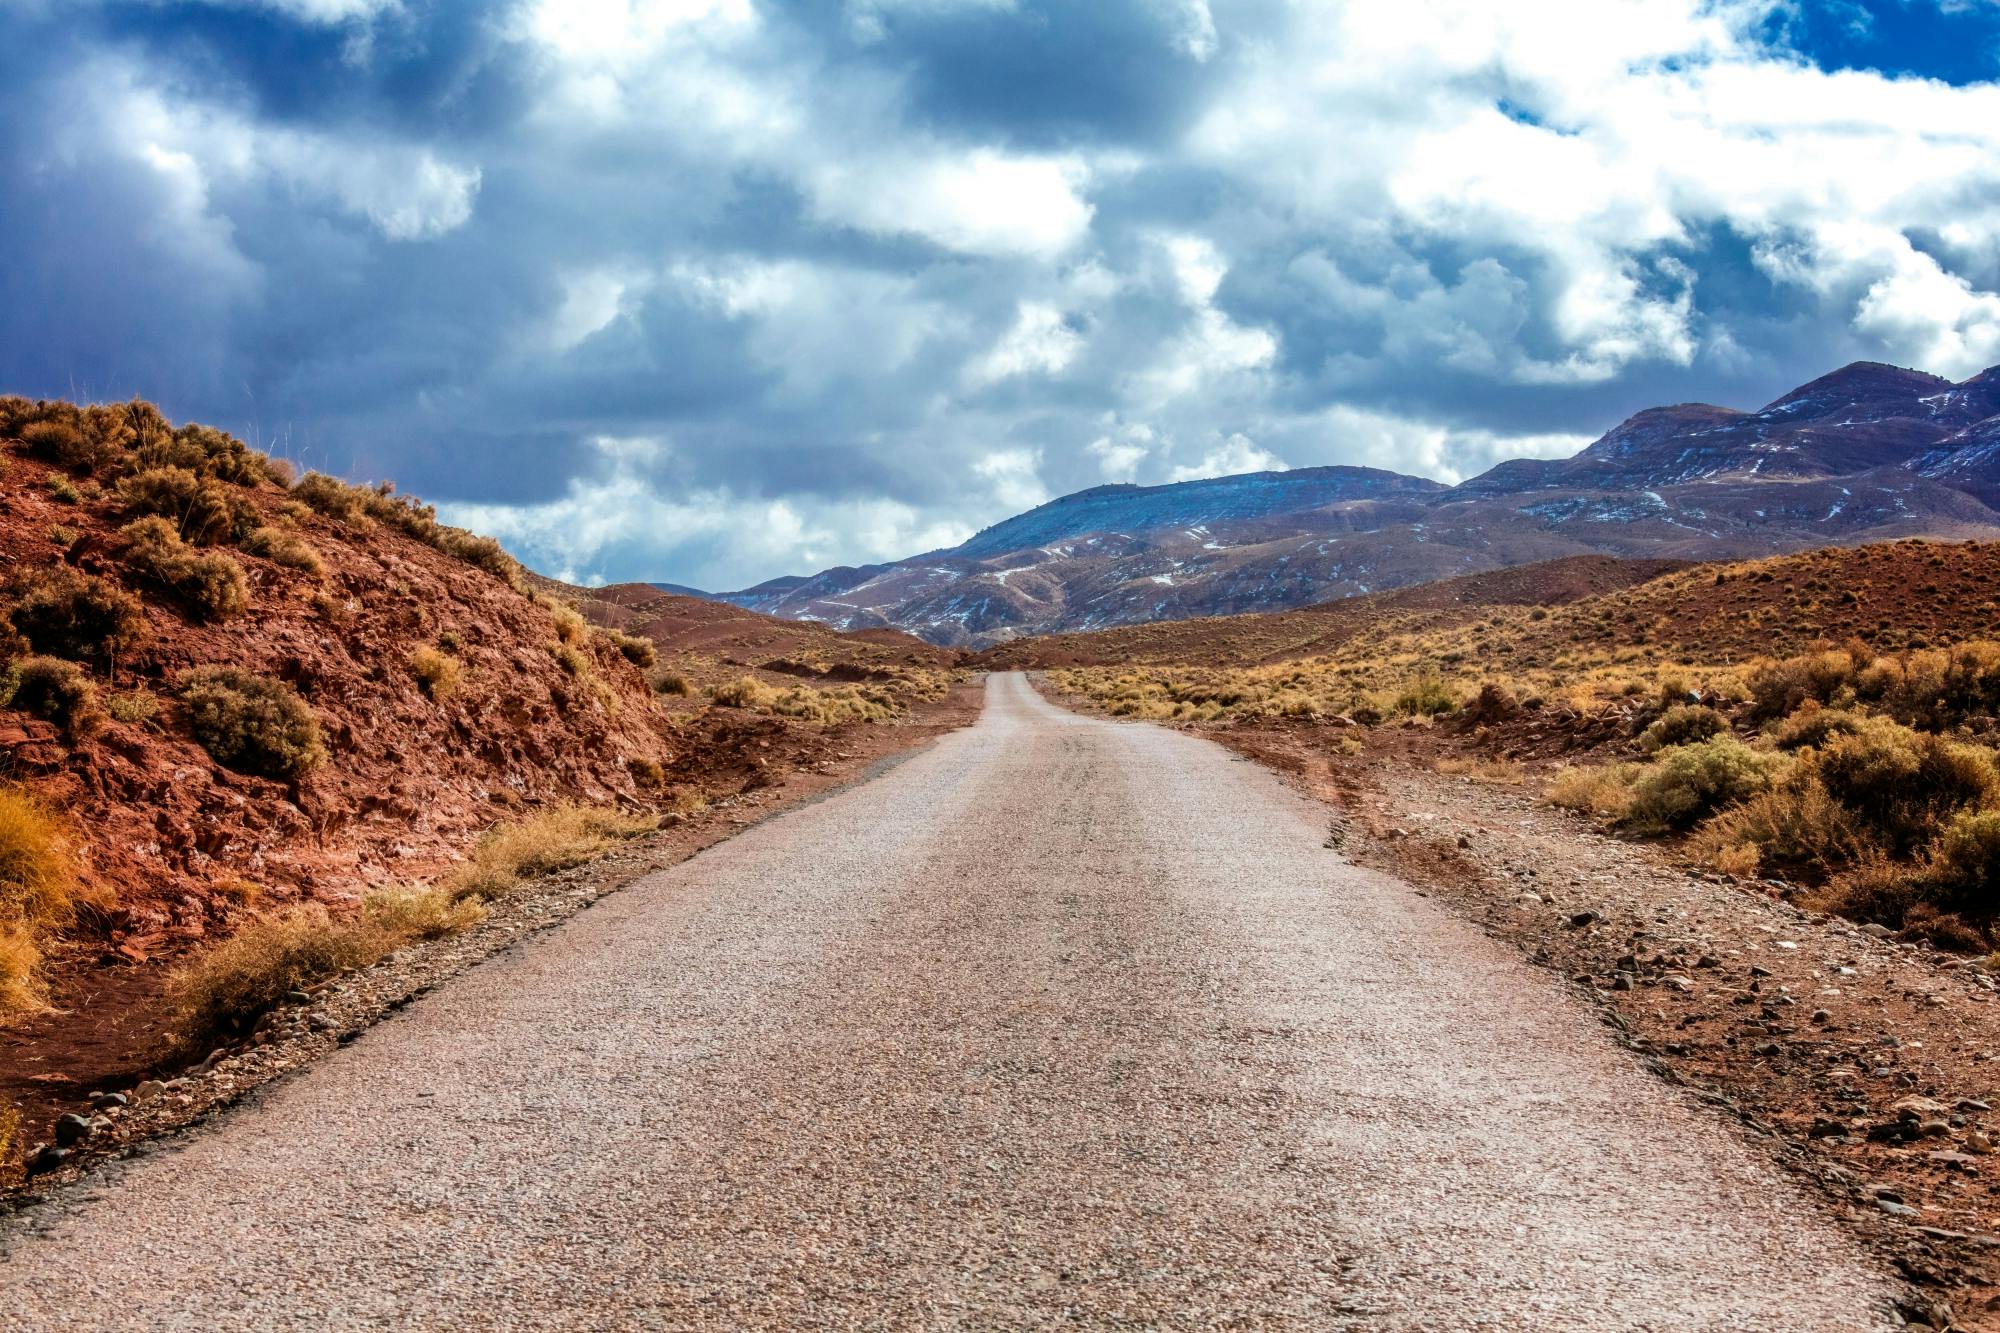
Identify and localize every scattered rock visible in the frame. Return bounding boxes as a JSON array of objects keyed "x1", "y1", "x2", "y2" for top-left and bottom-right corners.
[
  {"x1": 52, "y1": 1113, "x2": 92, "y2": 1148},
  {"x1": 90, "y1": 1092, "x2": 127, "y2": 1110},
  {"x1": 25, "y1": 1145, "x2": 68, "y2": 1176},
  {"x1": 1566, "y1": 910, "x2": 1599, "y2": 929}
]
